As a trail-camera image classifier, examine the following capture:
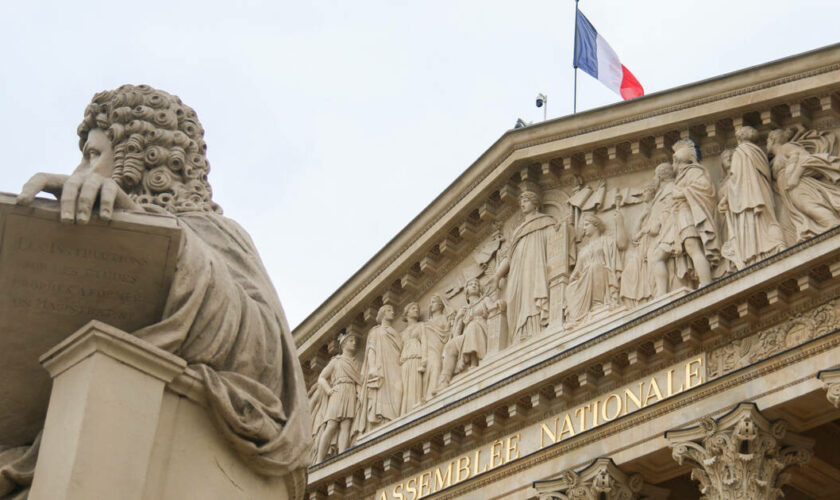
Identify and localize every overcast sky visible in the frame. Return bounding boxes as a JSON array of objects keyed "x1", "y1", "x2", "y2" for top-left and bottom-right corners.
[{"x1": 1, "y1": 1, "x2": 837, "y2": 329}]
